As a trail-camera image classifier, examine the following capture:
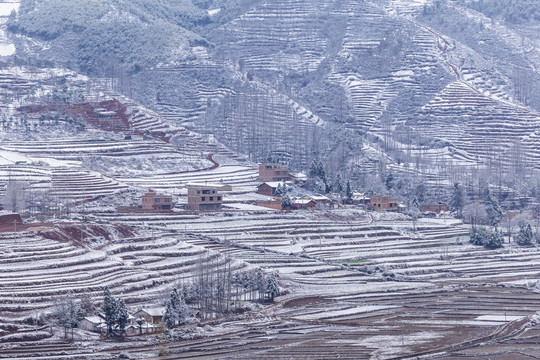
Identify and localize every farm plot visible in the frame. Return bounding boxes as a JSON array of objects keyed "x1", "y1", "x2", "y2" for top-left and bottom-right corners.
[
  {"x1": 4, "y1": 208, "x2": 540, "y2": 358},
  {"x1": 87, "y1": 210, "x2": 540, "y2": 357},
  {"x1": 0, "y1": 224, "x2": 246, "y2": 325}
]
